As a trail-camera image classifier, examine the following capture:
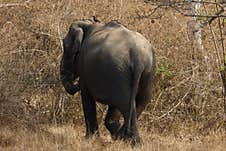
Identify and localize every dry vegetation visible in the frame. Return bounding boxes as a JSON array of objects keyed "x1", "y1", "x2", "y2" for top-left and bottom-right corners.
[{"x1": 0, "y1": 0, "x2": 226, "y2": 150}]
